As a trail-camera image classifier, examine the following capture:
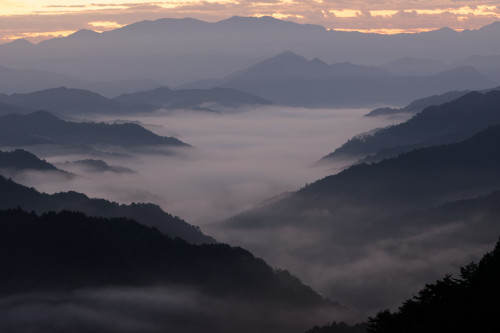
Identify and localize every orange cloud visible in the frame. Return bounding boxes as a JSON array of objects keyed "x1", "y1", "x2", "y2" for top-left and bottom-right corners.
[{"x1": 0, "y1": 1, "x2": 500, "y2": 44}]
